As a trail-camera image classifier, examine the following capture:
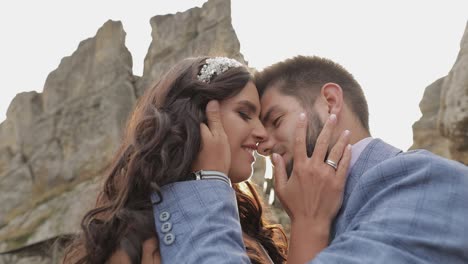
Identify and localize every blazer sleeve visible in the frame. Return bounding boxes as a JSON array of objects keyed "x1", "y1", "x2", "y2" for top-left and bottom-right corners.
[
  {"x1": 309, "y1": 152, "x2": 468, "y2": 264},
  {"x1": 151, "y1": 179, "x2": 251, "y2": 264}
]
